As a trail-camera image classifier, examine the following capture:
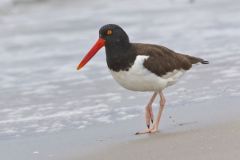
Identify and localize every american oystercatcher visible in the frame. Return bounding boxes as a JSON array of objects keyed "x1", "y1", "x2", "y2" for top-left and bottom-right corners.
[{"x1": 77, "y1": 24, "x2": 209, "y2": 134}]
